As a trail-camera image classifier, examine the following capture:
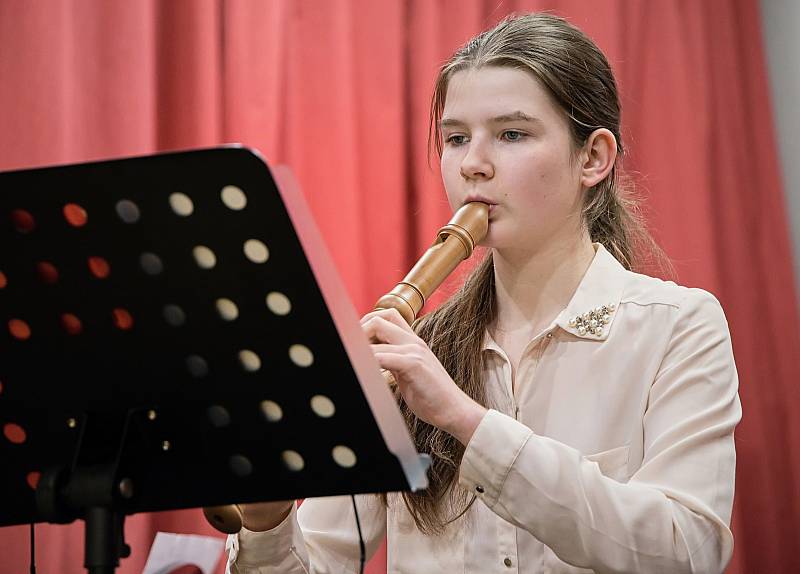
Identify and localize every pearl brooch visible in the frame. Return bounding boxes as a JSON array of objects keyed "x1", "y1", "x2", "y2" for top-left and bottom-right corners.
[{"x1": 570, "y1": 304, "x2": 615, "y2": 336}]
